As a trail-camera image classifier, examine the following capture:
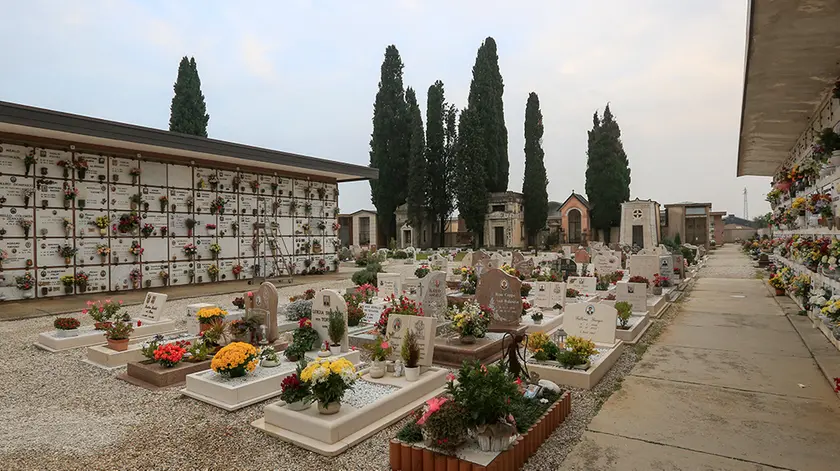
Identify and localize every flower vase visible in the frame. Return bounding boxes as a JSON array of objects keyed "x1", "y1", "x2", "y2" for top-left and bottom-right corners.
[
  {"x1": 99, "y1": 228, "x2": 107, "y2": 236},
  {"x1": 652, "y1": 286, "x2": 663, "y2": 295},
  {"x1": 405, "y1": 366, "x2": 420, "y2": 382},
  {"x1": 475, "y1": 423, "x2": 517, "y2": 452},
  {"x1": 460, "y1": 335, "x2": 476, "y2": 344},
  {"x1": 160, "y1": 203, "x2": 166, "y2": 212},
  {"x1": 78, "y1": 285, "x2": 87, "y2": 293},
  {"x1": 64, "y1": 285, "x2": 73, "y2": 294},
  {"x1": 23, "y1": 228, "x2": 29, "y2": 238},
  {"x1": 41, "y1": 200, "x2": 48, "y2": 210},
  {"x1": 261, "y1": 359, "x2": 281, "y2": 368},
  {"x1": 286, "y1": 401, "x2": 309, "y2": 411},
  {"x1": 62, "y1": 168, "x2": 69, "y2": 178},
  {"x1": 78, "y1": 168, "x2": 87, "y2": 179},
  {"x1": 370, "y1": 360, "x2": 386, "y2": 378},
  {"x1": 23, "y1": 196, "x2": 29, "y2": 208},
  {"x1": 22, "y1": 291, "x2": 33, "y2": 299},
  {"x1": 63, "y1": 200, "x2": 70, "y2": 210},
  {"x1": 317, "y1": 401, "x2": 341, "y2": 415},
  {"x1": 131, "y1": 175, "x2": 138, "y2": 185},
  {"x1": 64, "y1": 257, "x2": 72, "y2": 265},
  {"x1": 78, "y1": 199, "x2": 85, "y2": 210},
  {"x1": 329, "y1": 344, "x2": 341, "y2": 355},
  {"x1": 25, "y1": 163, "x2": 31, "y2": 176}
]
